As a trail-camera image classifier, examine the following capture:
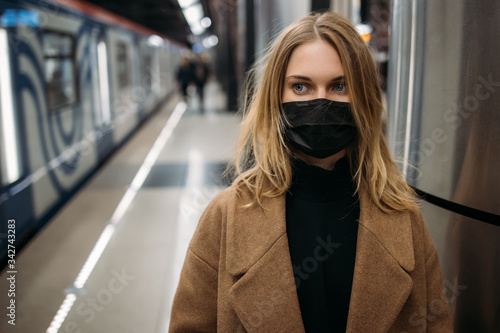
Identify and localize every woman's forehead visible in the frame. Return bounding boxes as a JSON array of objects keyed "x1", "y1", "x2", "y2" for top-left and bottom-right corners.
[{"x1": 285, "y1": 39, "x2": 344, "y2": 81}]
